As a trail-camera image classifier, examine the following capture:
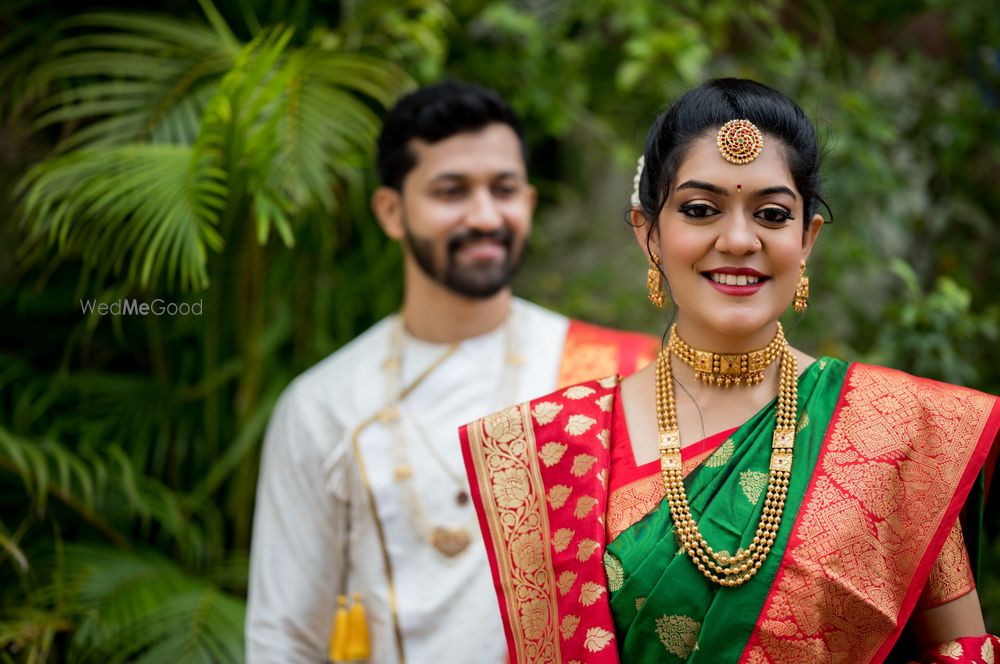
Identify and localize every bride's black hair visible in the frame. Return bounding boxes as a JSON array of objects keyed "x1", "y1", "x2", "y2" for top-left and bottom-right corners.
[{"x1": 635, "y1": 78, "x2": 828, "y2": 230}]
